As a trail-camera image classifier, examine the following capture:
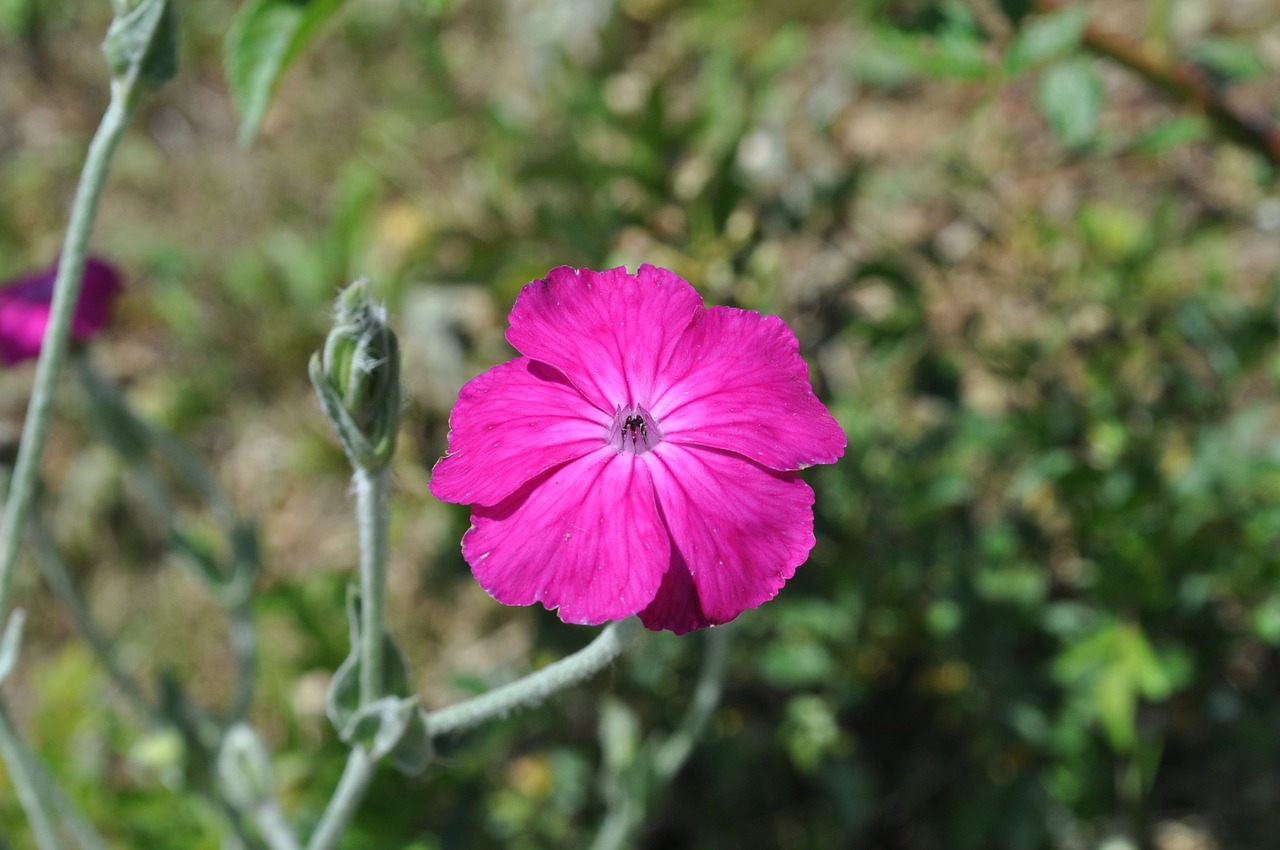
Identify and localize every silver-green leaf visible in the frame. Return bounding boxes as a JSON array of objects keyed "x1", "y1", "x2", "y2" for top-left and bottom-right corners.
[{"x1": 102, "y1": 0, "x2": 177, "y2": 89}]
